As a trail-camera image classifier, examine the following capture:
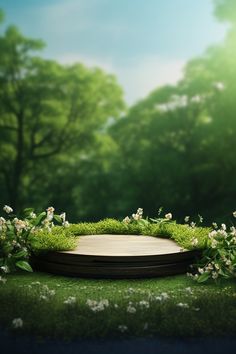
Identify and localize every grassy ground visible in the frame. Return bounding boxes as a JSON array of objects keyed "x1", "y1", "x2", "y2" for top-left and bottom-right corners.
[{"x1": 0, "y1": 271, "x2": 236, "y2": 339}]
